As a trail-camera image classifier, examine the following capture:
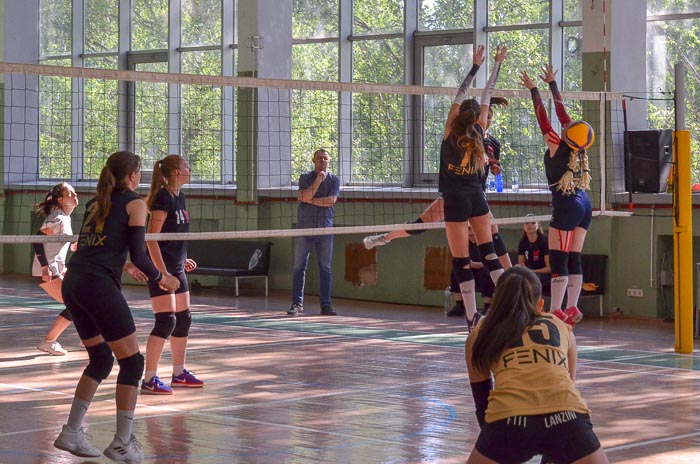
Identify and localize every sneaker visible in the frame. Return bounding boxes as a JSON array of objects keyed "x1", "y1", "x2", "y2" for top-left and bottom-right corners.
[
  {"x1": 287, "y1": 303, "x2": 304, "y2": 316},
  {"x1": 466, "y1": 312, "x2": 482, "y2": 334},
  {"x1": 37, "y1": 339, "x2": 68, "y2": 356},
  {"x1": 363, "y1": 233, "x2": 389, "y2": 250},
  {"x1": 446, "y1": 302, "x2": 466, "y2": 317},
  {"x1": 552, "y1": 308, "x2": 573, "y2": 325},
  {"x1": 171, "y1": 369, "x2": 204, "y2": 388},
  {"x1": 53, "y1": 424, "x2": 101, "y2": 457},
  {"x1": 141, "y1": 375, "x2": 173, "y2": 395},
  {"x1": 320, "y1": 305, "x2": 337, "y2": 316},
  {"x1": 565, "y1": 306, "x2": 584, "y2": 324},
  {"x1": 103, "y1": 434, "x2": 143, "y2": 463}
]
